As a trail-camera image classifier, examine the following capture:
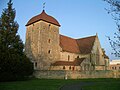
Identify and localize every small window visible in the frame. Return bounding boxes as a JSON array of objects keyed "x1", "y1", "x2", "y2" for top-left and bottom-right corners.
[
  {"x1": 69, "y1": 66, "x2": 71, "y2": 70},
  {"x1": 48, "y1": 39, "x2": 51, "y2": 43},
  {"x1": 115, "y1": 67, "x2": 116, "y2": 70},
  {"x1": 112, "y1": 67, "x2": 114, "y2": 70},
  {"x1": 68, "y1": 55, "x2": 70, "y2": 61},
  {"x1": 63, "y1": 66, "x2": 65, "y2": 69},
  {"x1": 72, "y1": 66, "x2": 75, "y2": 71},
  {"x1": 77, "y1": 56, "x2": 79, "y2": 58},
  {"x1": 48, "y1": 24, "x2": 51, "y2": 29},
  {"x1": 35, "y1": 62, "x2": 37, "y2": 68},
  {"x1": 48, "y1": 50, "x2": 51, "y2": 54}
]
